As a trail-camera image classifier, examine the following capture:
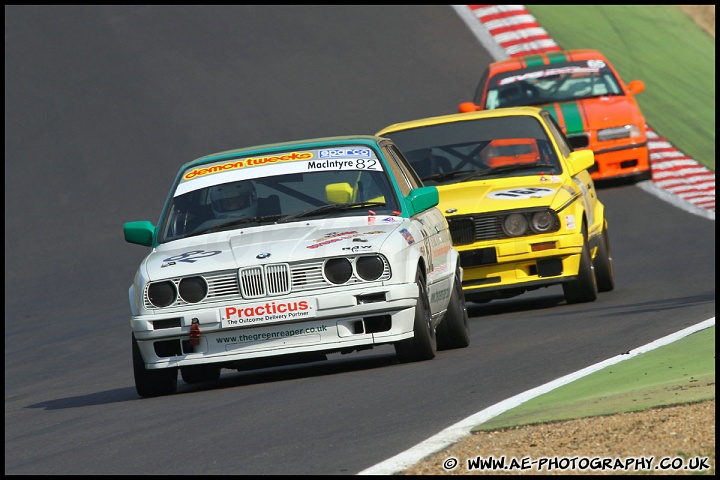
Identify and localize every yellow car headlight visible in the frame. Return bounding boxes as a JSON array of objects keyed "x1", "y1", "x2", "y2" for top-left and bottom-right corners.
[
  {"x1": 503, "y1": 213, "x2": 529, "y2": 237},
  {"x1": 530, "y1": 210, "x2": 555, "y2": 233}
]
